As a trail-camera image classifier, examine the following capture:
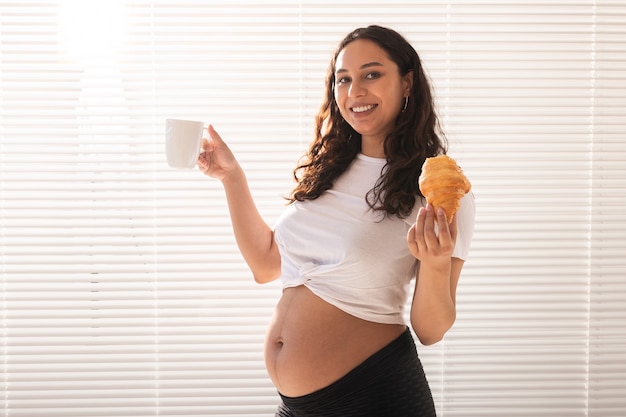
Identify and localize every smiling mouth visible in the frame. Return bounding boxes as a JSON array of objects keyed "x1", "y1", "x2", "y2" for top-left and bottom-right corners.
[{"x1": 351, "y1": 104, "x2": 377, "y2": 113}]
